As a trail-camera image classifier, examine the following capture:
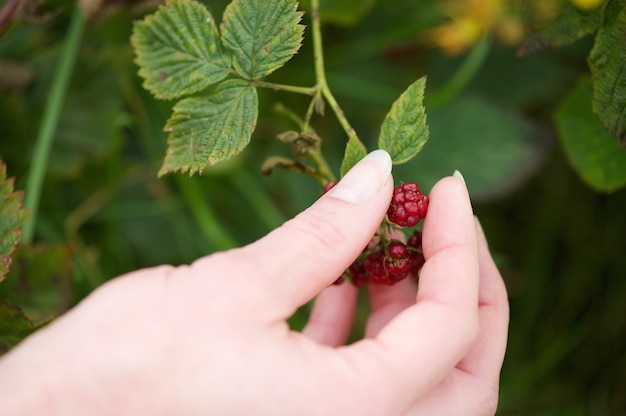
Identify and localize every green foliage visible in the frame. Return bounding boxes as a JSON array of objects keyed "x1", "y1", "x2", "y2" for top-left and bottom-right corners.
[
  {"x1": 132, "y1": 0, "x2": 305, "y2": 175},
  {"x1": 0, "y1": 302, "x2": 44, "y2": 354},
  {"x1": 0, "y1": 162, "x2": 30, "y2": 282},
  {"x1": 519, "y1": 1, "x2": 604, "y2": 55},
  {"x1": 340, "y1": 135, "x2": 368, "y2": 177},
  {"x1": 221, "y1": 0, "x2": 304, "y2": 79},
  {"x1": 3, "y1": 0, "x2": 626, "y2": 410},
  {"x1": 555, "y1": 77, "x2": 626, "y2": 192},
  {"x1": 131, "y1": 0, "x2": 231, "y2": 100},
  {"x1": 397, "y1": 94, "x2": 544, "y2": 199},
  {"x1": 301, "y1": 0, "x2": 377, "y2": 26},
  {"x1": 588, "y1": 0, "x2": 626, "y2": 145},
  {"x1": 378, "y1": 77, "x2": 428, "y2": 165},
  {"x1": 161, "y1": 80, "x2": 258, "y2": 175},
  {"x1": 0, "y1": 244, "x2": 73, "y2": 323}
]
